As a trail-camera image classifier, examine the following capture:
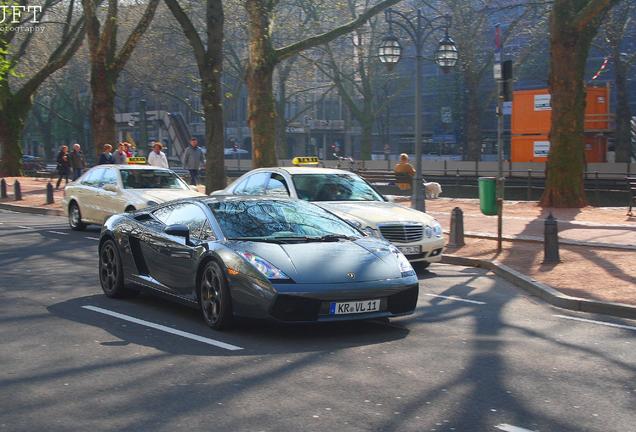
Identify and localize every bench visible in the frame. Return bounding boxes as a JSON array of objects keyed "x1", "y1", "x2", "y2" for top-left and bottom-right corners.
[{"x1": 627, "y1": 176, "x2": 636, "y2": 216}]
